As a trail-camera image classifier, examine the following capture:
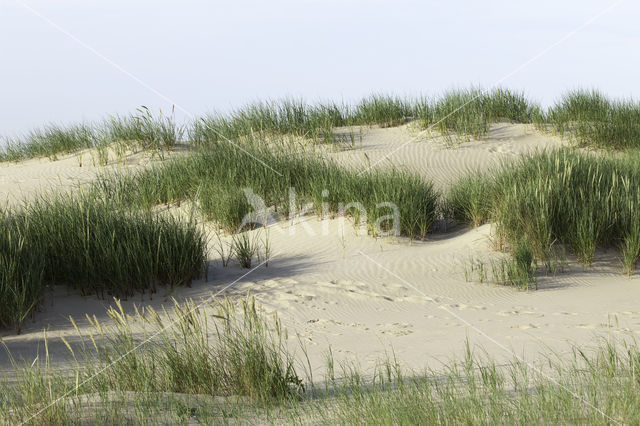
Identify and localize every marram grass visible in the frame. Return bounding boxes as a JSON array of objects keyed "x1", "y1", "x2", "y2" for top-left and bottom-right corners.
[
  {"x1": 1, "y1": 87, "x2": 541, "y2": 162},
  {"x1": 0, "y1": 194, "x2": 207, "y2": 332},
  {"x1": 0, "y1": 297, "x2": 303, "y2": 424},
  {"x1": 0, "y1": 108, "x2": 181, "y2": 162},
  {"x1": 546, "y1": 89, "x2": 640, "y2": 150},
  {"x1": 3, "y1": 88, "x2": 640, "y2": 164},
  {"x1": 447, "y1": 149, "x2": 640, "y2": 274},
  {"x1": 94, "y1": 142, "x2": 439, "y2": 239},
  {"x1": 2, "y1": 299, "x2": 640, "y2": 424}
]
